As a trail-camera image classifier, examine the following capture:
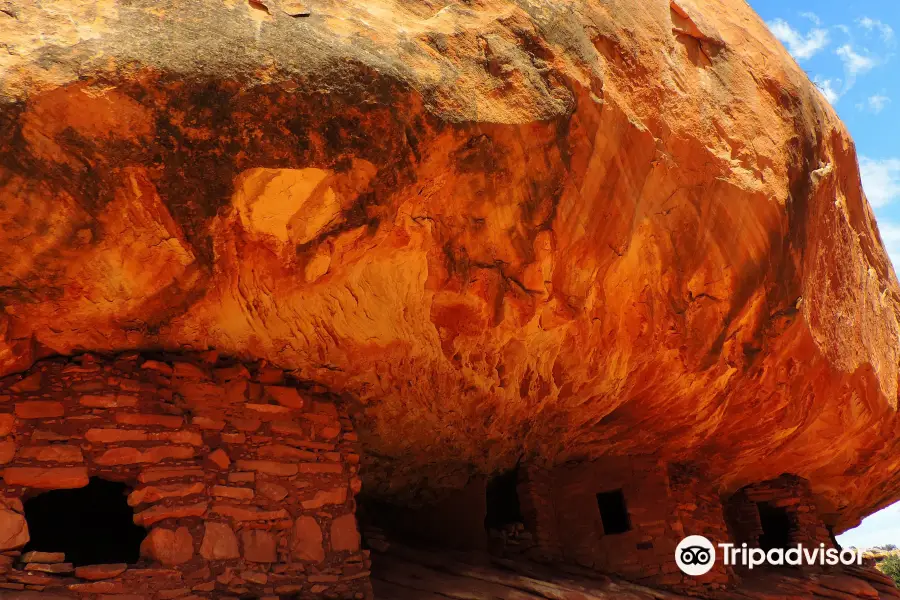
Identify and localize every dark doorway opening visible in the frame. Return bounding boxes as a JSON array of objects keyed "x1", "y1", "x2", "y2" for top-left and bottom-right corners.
[
  {"x1": 757, "y1": 502, "x2": 793, "y2": 551},
  {"x1": 485, "y1": 468, "x2": 523, "y2": 531},
  {"x1": 22, "y1": 478, "x2": 146, "y2": 566},
  {"x1": 596, "y1": 489, "x2": 631, "y2": 535}
]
